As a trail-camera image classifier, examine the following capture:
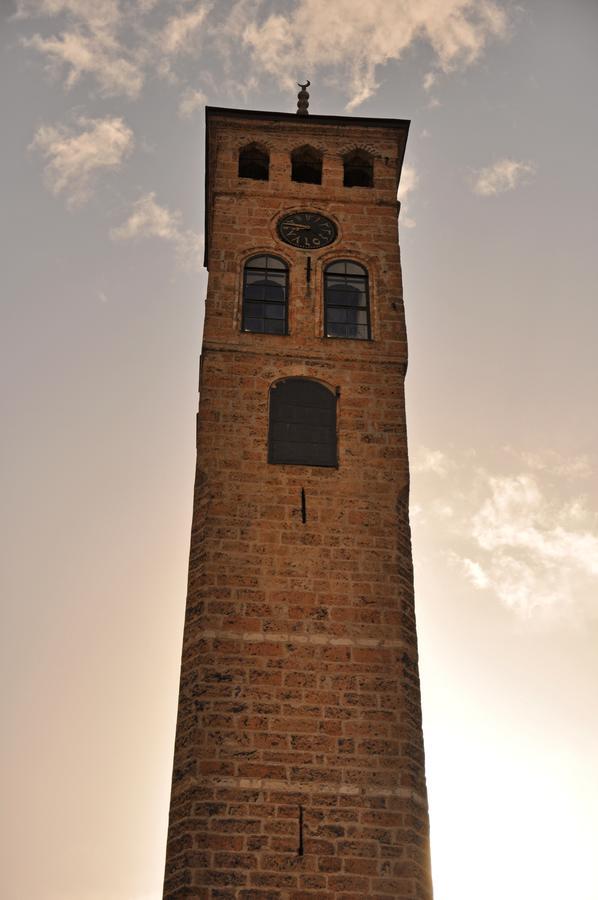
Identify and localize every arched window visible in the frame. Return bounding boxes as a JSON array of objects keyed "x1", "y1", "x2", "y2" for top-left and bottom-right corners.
[
  {"x1": 269, "y1": 378, "x2": 337, "y2": 467},
  {"x1": 324, "y1": 260, "x2": 370, "y2": 341},
  {"x1": 242, "y1": 254, "x2": 288, "y2": 335},
  {"x1": 238, "y1": 144, "x2": 269, "y2": 180},
  {"x1": 291, "y1": 145, "x2": 322, "y2": 184},
  {"x1": 343, "y1": 149, "x2": 373, "y2": 188}
]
